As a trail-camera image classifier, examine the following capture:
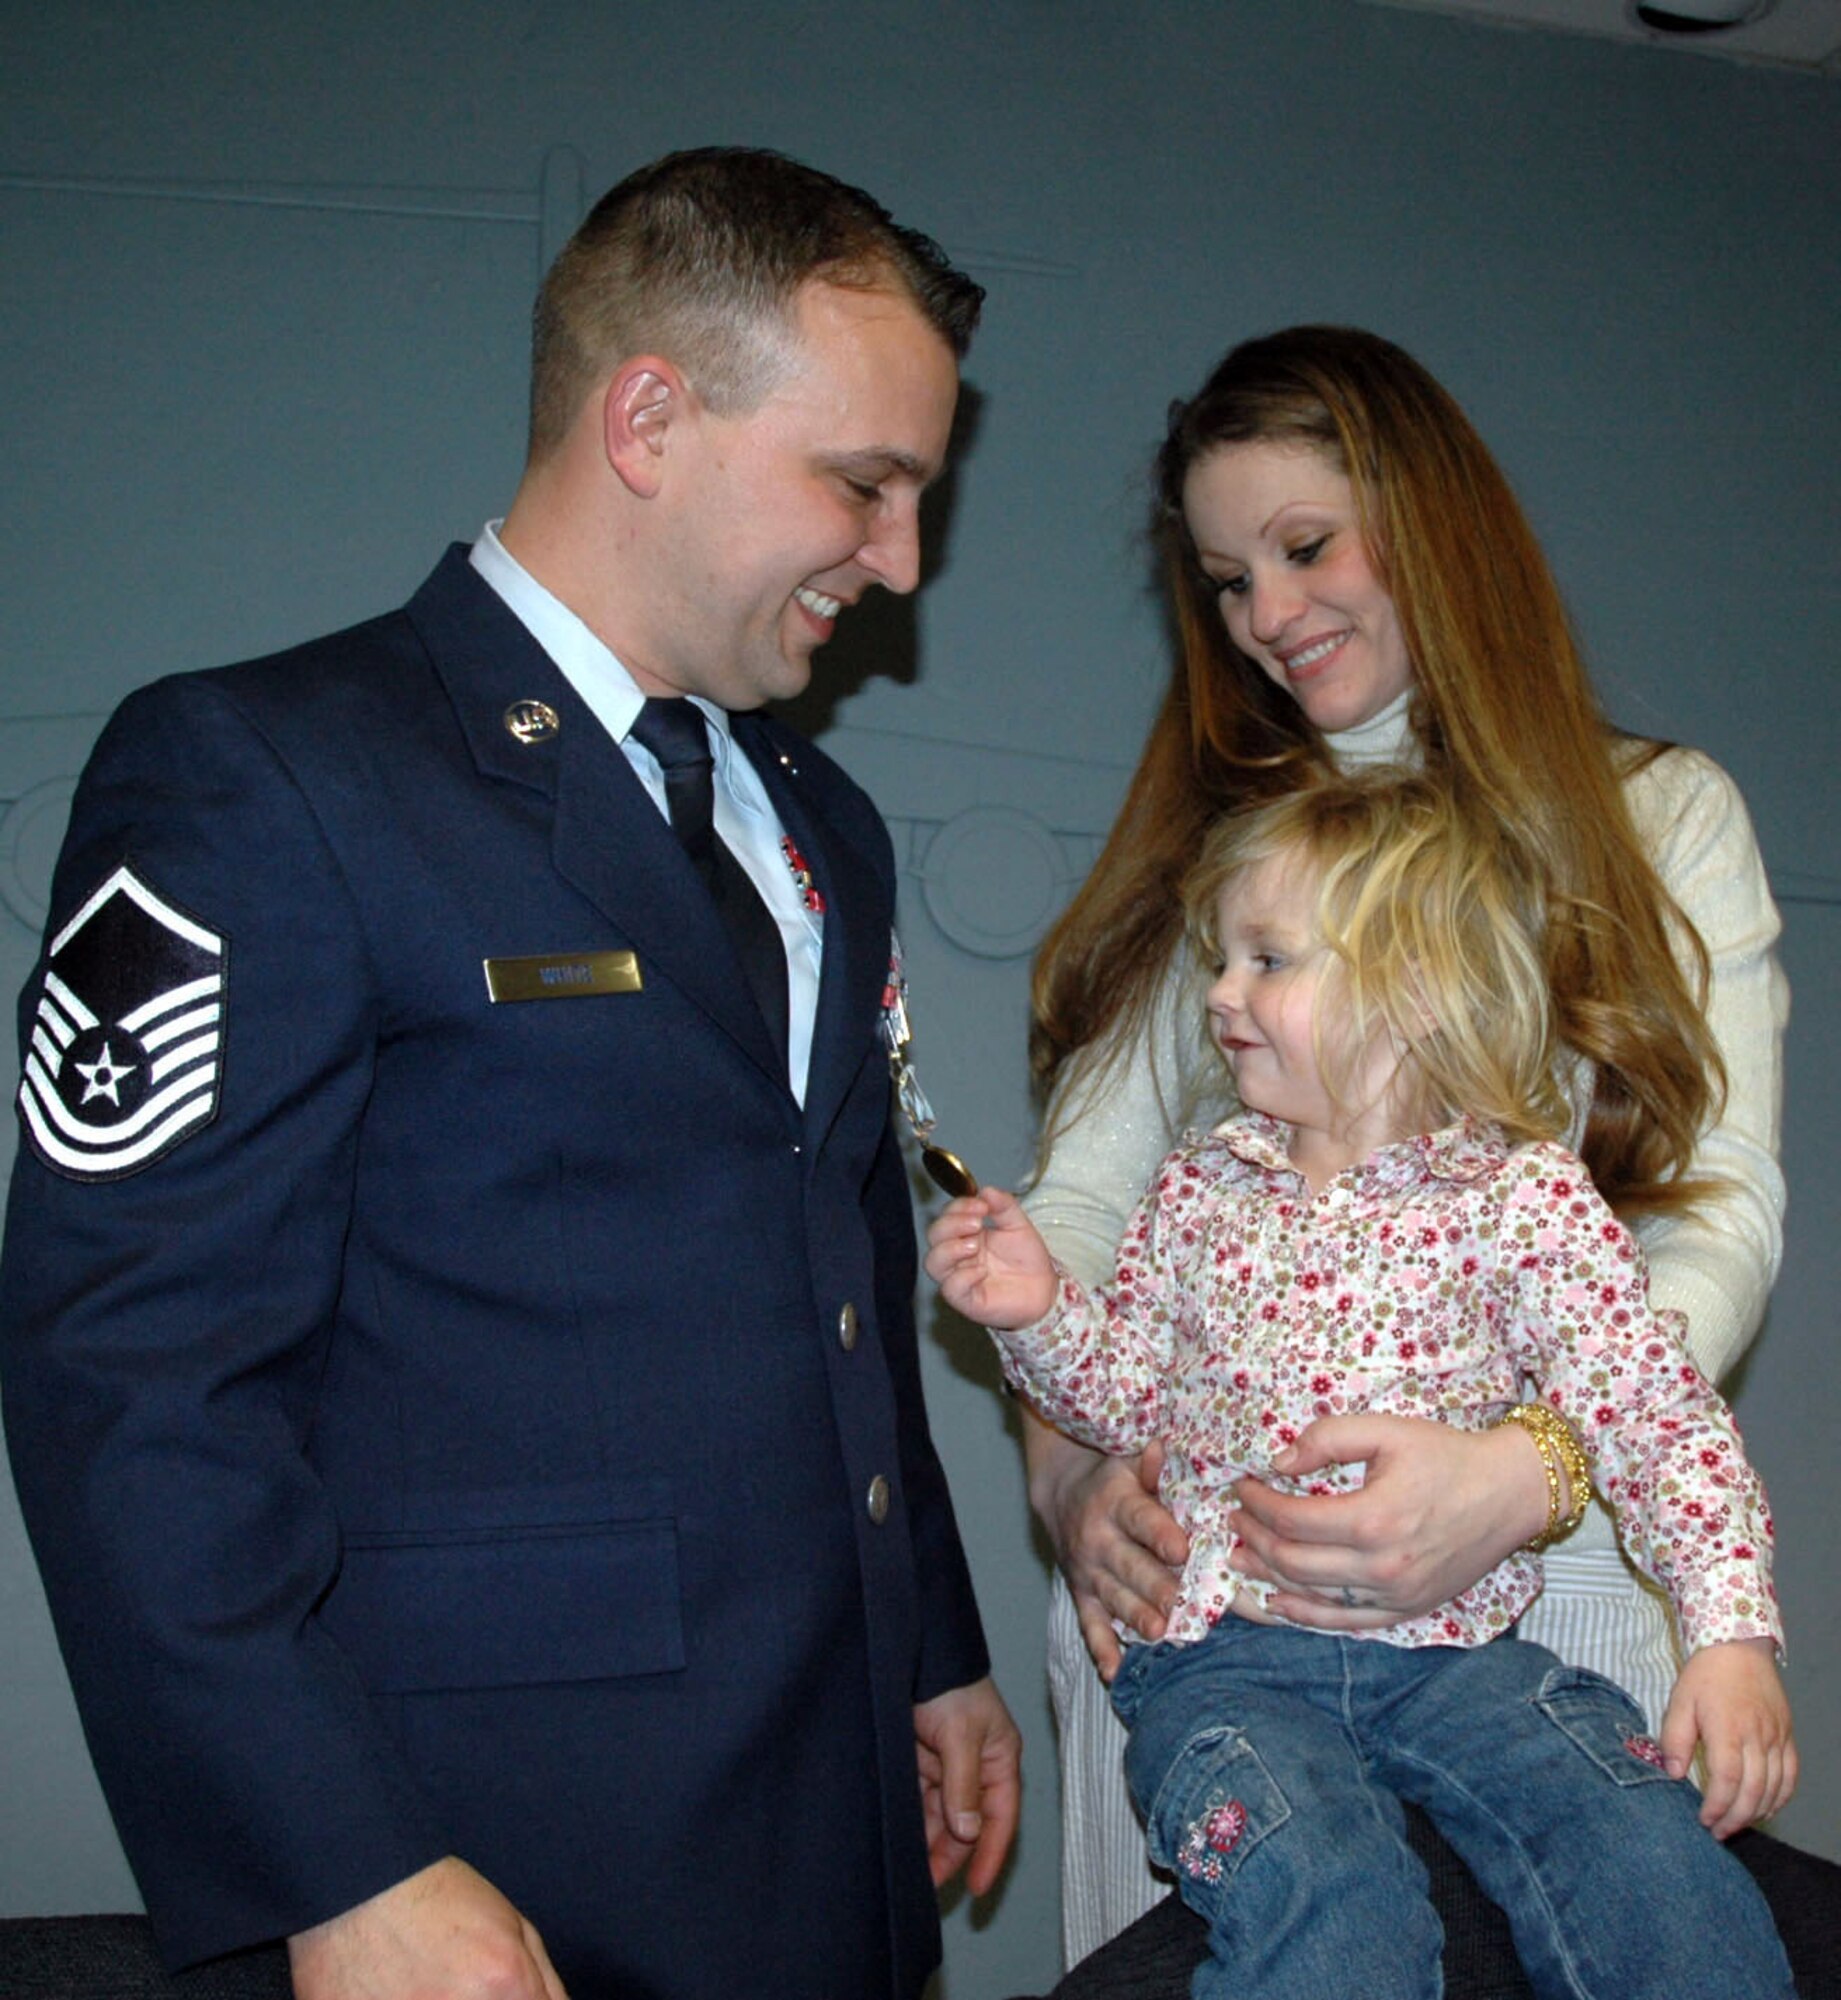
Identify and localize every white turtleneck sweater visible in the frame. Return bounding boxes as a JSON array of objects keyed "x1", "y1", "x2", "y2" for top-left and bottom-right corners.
[{"x1": 1026, "y1": 691, "x2": 1788, "y2": 1966}]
